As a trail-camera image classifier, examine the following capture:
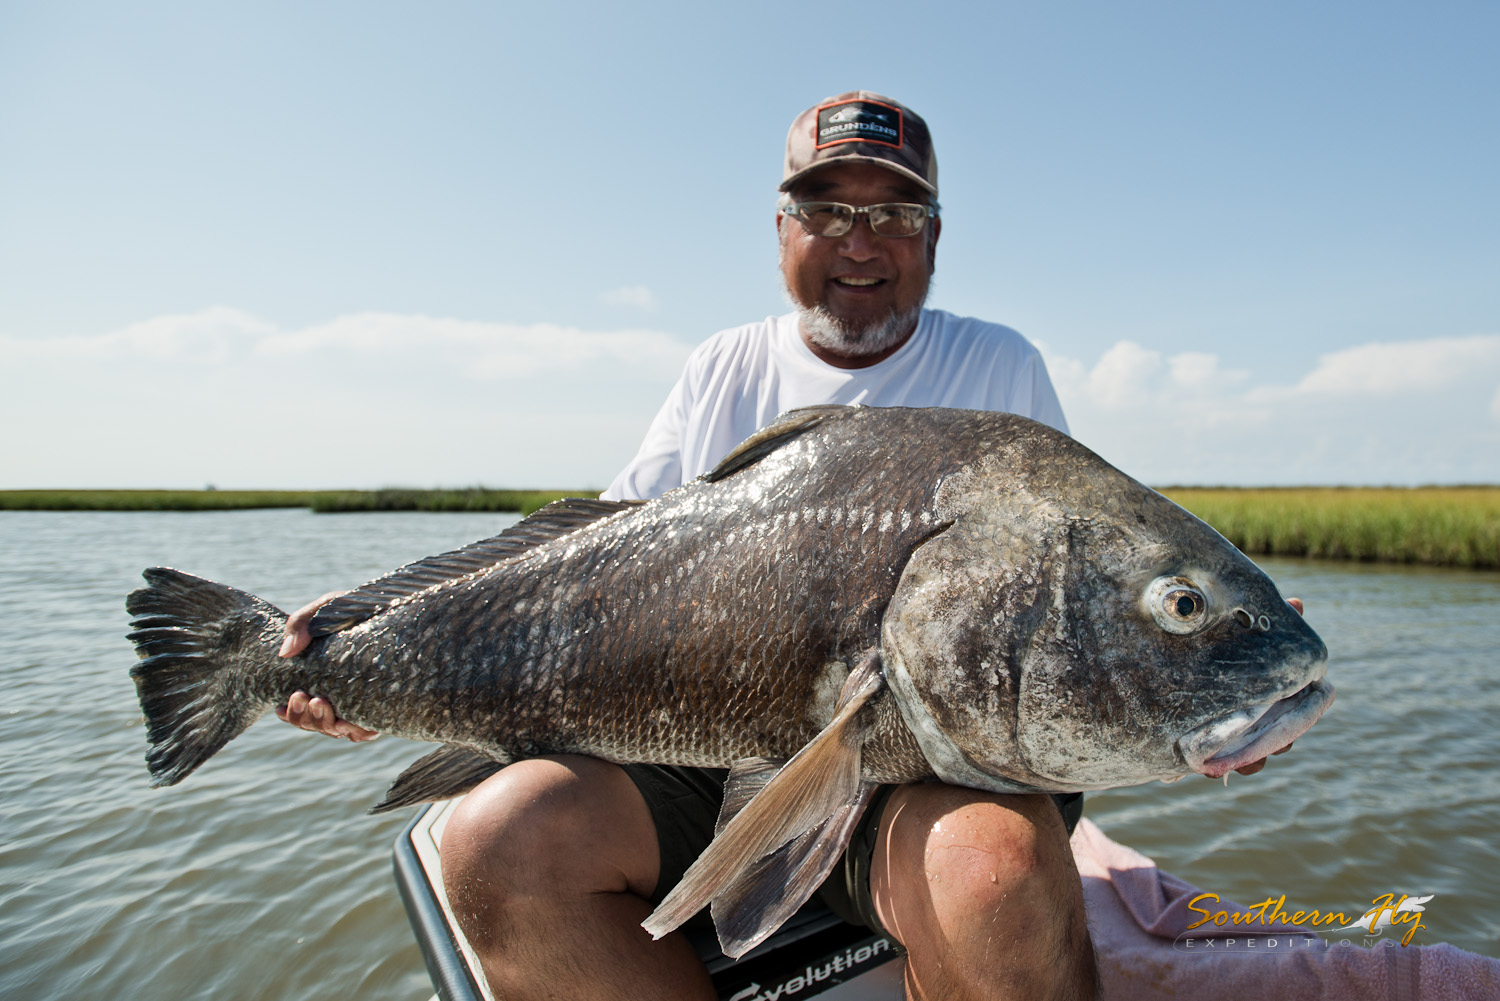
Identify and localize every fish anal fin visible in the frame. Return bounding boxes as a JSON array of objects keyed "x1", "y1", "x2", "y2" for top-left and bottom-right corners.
[
  {"x1": 700, "y1": 406, "x2": 850, "y2": 483},
  {"x1": 642, "y1": 652, "x2": 884, "y2": 946},
  {"x1": 711, "y1": 782, "x2": 876, "y2": 958},
  {"x1": 310, "y1": 498, "x2": 641, "y2": 636},
  {"x1": 717, "y1": 757, "x2": 786, "y2": 837},
  {"x1": 370, "y1": 744, "x2": 509, "y2": 814}
]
